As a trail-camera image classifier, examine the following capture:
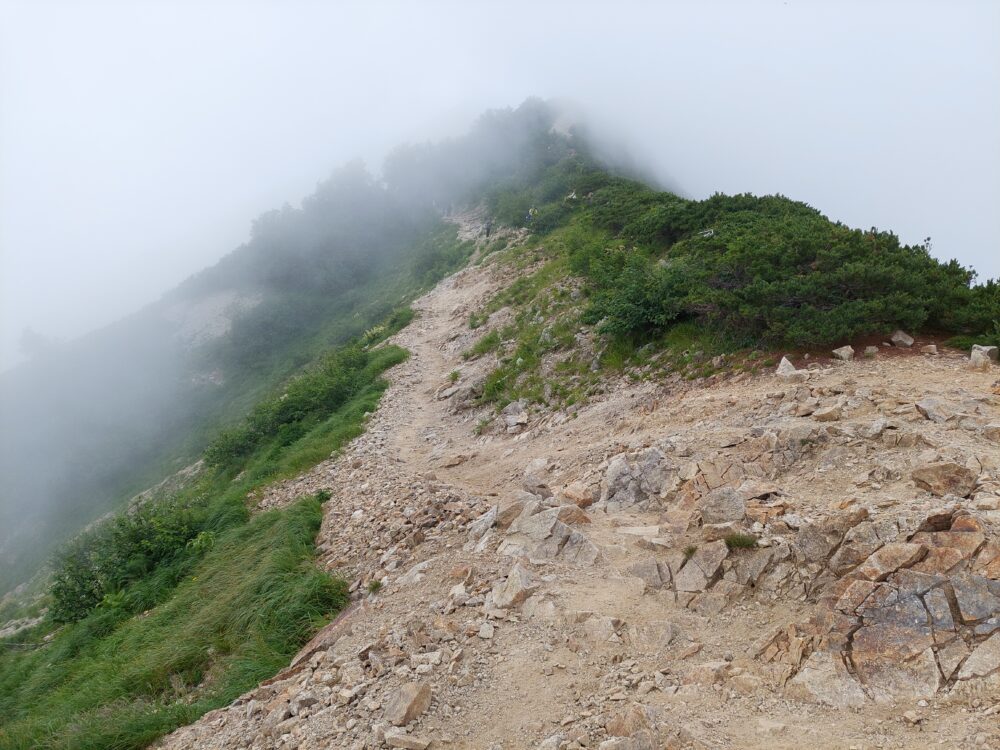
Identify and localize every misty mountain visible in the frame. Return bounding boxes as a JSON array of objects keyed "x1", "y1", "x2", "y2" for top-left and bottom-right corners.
[{"x1": 0, "y1": 99, "x2": 568, "y2": 592}]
